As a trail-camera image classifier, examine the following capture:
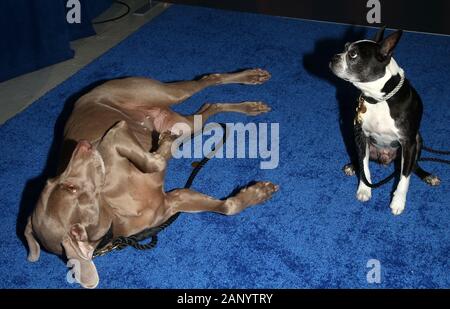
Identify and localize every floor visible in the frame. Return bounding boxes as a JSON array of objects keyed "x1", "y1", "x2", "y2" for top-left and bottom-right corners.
[
  {"x1": 0, "y1": 0, "x2": 170, "y2": 124},
  {"x1": 2, "y1": 4, "x2": 449, "y2": 288}
]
